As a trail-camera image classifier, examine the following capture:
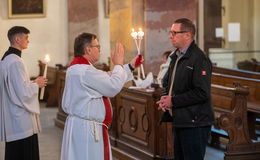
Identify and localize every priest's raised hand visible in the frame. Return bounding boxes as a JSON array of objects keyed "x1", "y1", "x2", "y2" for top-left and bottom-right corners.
[{"x1": 111, "y1": 43, "x2": 124, "y2": 66}]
